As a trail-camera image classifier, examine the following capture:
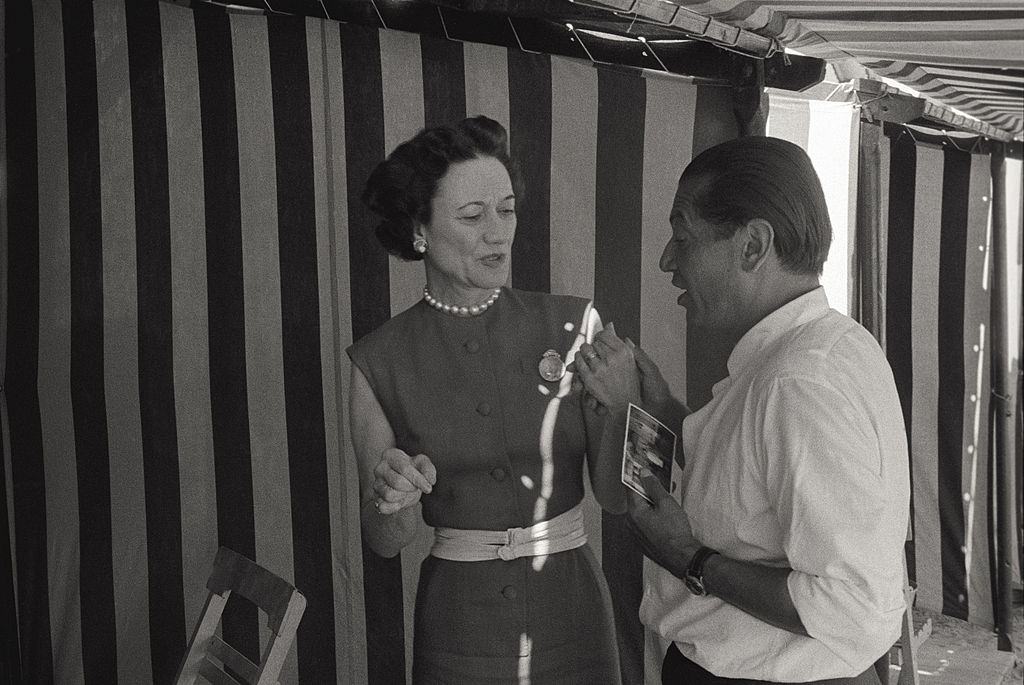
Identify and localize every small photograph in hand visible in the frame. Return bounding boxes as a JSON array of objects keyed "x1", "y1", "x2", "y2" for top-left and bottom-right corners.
[{"x1": 621, "y1": 403, "x2": 676, "y2": 503}]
